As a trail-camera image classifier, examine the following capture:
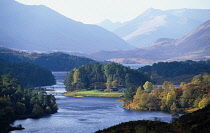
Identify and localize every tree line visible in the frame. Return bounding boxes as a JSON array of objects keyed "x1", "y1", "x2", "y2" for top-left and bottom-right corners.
[
  {"x1": 0, "y1": 47, "x2": 97, "y2": 71},
  {"x1": 0, "y1": 74, "x2": 58, "y2": 132},
  {"x1": 65, "y1": 63, "x2": 151, "y2": 92},
  {"x1": 0, "y1": 58, "x2": 55, "y2": 87},
  {"x1": 139, "y1": 60, "x2": 210, "y2": 84},
  {"x1": 123, "y1": 74, "x2": 210, "y2": 112}
]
